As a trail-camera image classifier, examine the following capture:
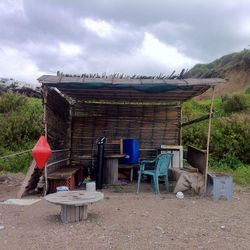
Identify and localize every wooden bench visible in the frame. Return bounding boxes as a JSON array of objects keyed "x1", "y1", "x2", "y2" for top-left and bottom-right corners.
[{"x1": 47, "y1": 167, "x2": 79, "y2": 193}]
